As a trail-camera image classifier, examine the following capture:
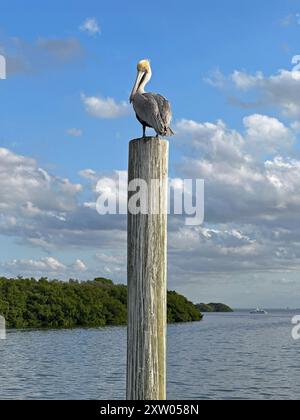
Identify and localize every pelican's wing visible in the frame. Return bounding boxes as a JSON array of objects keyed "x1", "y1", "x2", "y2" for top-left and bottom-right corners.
[
  {"x1": 133, "y1": 93, "x2": 166, "y2": 134},
  {"x1": 149, "y1": 93, "x2": 172, "y2": 128}
]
